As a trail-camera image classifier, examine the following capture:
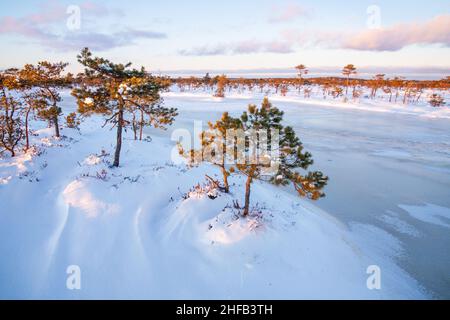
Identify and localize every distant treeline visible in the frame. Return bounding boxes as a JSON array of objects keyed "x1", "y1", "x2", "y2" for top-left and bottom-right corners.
[
  {"x1": 172, "y1": 75, "x2": 450, "y2": 90},
  {"x1": 171, "y1": 65, "x2": 448, "y2": 106}
]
